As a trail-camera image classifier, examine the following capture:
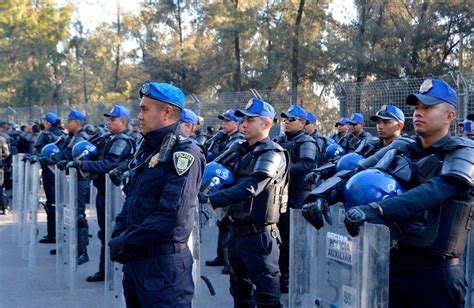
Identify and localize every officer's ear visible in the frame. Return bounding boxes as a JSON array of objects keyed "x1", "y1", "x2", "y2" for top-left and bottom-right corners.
[{"x1": 398, "y1": 121, "x2": 405, "y2": 131}]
